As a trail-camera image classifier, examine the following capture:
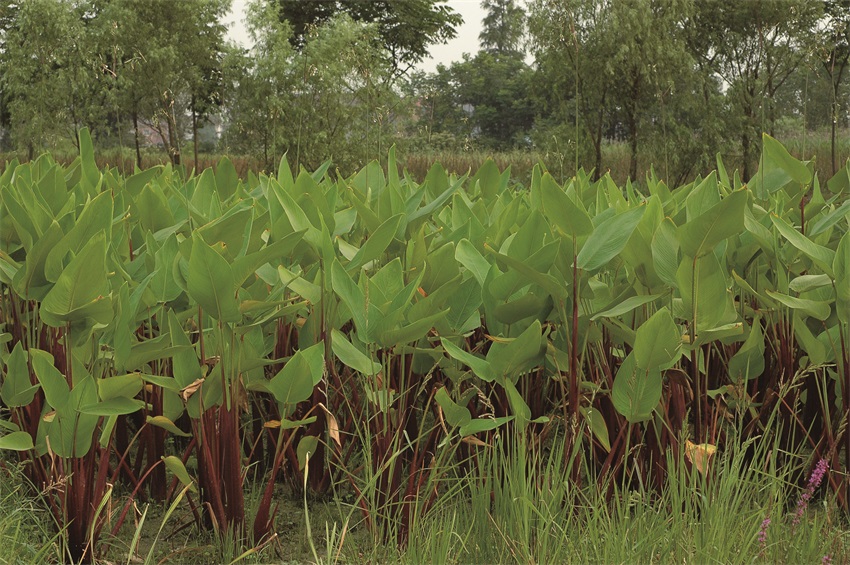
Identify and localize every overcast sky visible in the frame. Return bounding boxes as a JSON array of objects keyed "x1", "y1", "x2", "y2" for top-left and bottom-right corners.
[{"x1": 223, "y1": 0, "x2": 487, "y2": 73}]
